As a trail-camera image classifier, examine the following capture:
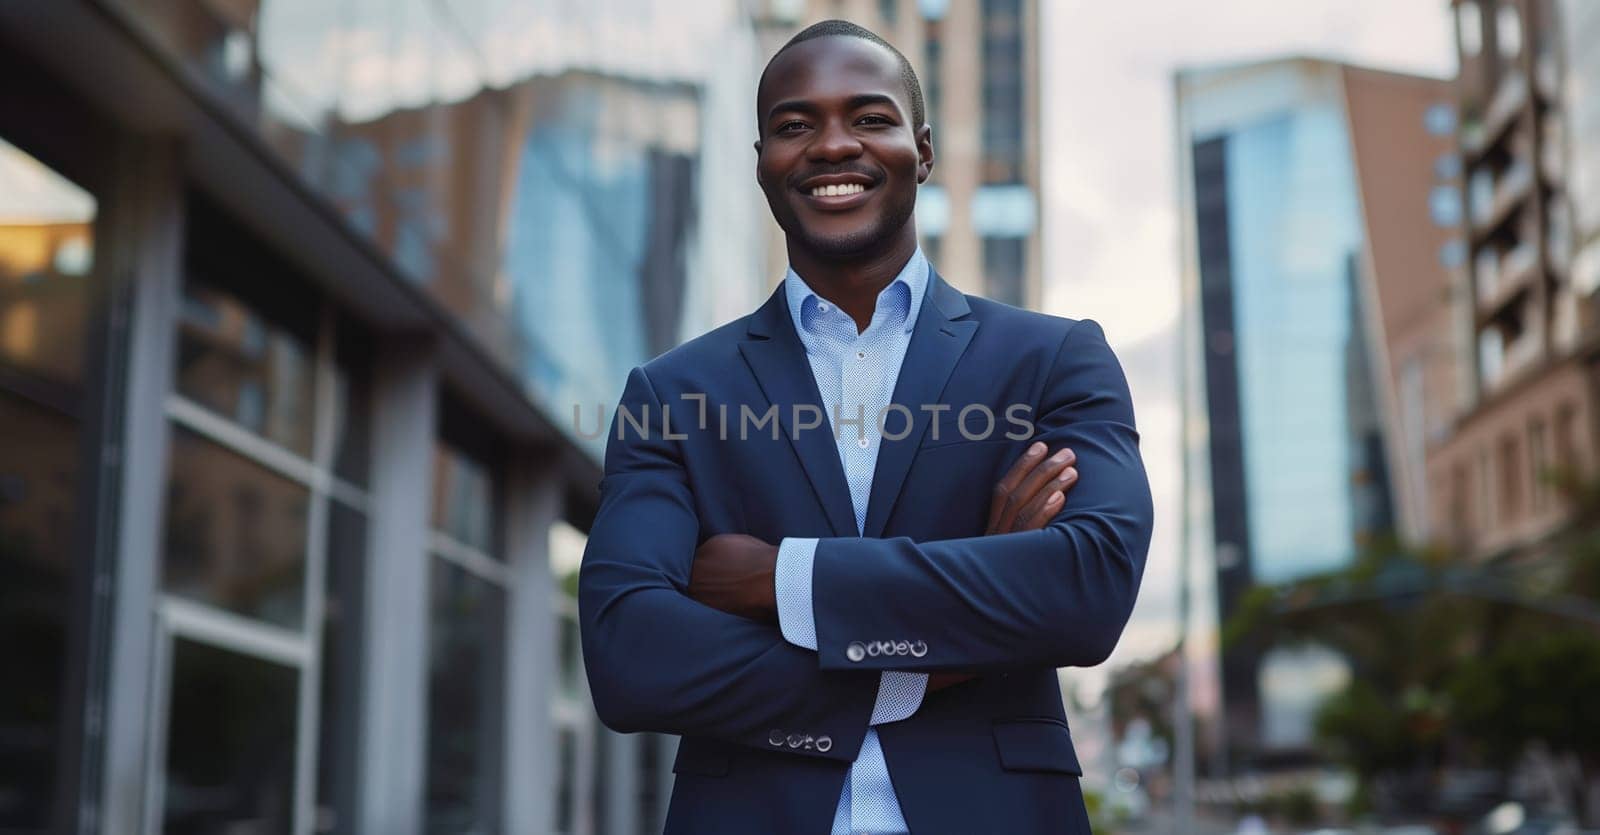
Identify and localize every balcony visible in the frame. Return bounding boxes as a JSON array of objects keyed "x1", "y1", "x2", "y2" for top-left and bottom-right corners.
[
  {"x1": 1540, "y1": 112, "x2": 1566, "y2": 185},
  {"x1": 1535, "y1": 49, "x2": 1561, "y2": 102},
  {"x1": 1472, "y1": 239, "x2": 1536, "y2": 318},
  {"x1": 1470, "y1": 161, "x2": 1534, "y2": 239},
  {"x1": 1478, "y1": 314, "x2": 1545, "y2": 393},
  {"x1": 1464, "y1": 71, "x2": 1527, "y2": 158},
  {"x1": 1476, "y1": 241, "x2": 1539, "y2": 321}
]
